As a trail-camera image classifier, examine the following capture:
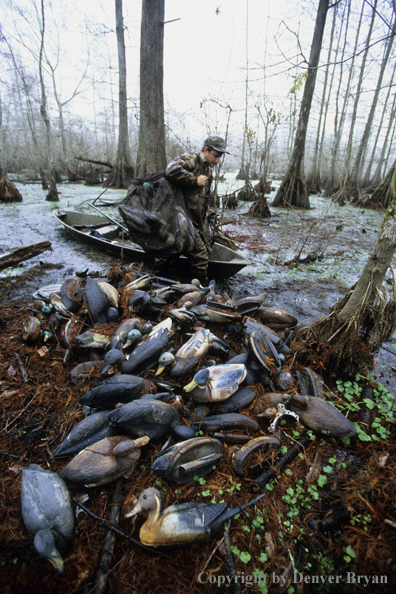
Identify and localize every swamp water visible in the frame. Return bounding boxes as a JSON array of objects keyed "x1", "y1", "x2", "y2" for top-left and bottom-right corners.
[{"x1": 1, "y1": 176, "x2": 395, "y2": 394}]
